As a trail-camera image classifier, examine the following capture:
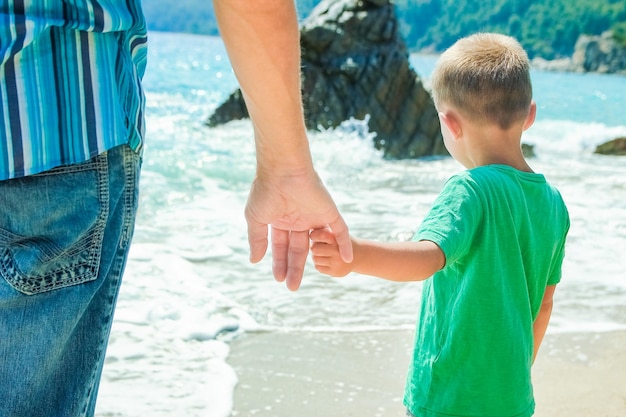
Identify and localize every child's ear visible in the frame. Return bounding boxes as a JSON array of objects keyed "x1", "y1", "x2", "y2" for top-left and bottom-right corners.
[
  {"x1": 439, "y1": 111, "x2": 462, "y2": 139},
  {"x1": 523, "y1": 101, "x2": 537, "y2": 131}
]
